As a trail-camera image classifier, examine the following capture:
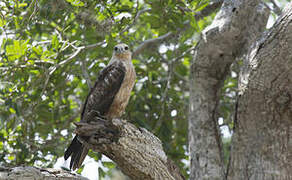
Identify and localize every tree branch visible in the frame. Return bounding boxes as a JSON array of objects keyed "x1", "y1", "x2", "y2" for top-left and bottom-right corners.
[
  {"x1": 81, "y1": 58, "x2": 92, "y2": 89},
  {"x1": 0, "y1": 166, "x2": 88, "y2": 180},
  {"x1": 133, "y1": 32, "x2": 174, "y2": 58},
  {"x1": 194, "y1": 0, "x2": 223, "y2": 20},
  {"x1": 153, "y1": 62, "x2": 172, "y2": 133},
  {"x1": 84, "y1": 41, "x2": 106, "y2": 49},
  {"x1": 75, "y1": 118, "x2": 185, "y2": 180},
  {"x1": 270, "y1": 0, "x2": 282, "y2": 15}
]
